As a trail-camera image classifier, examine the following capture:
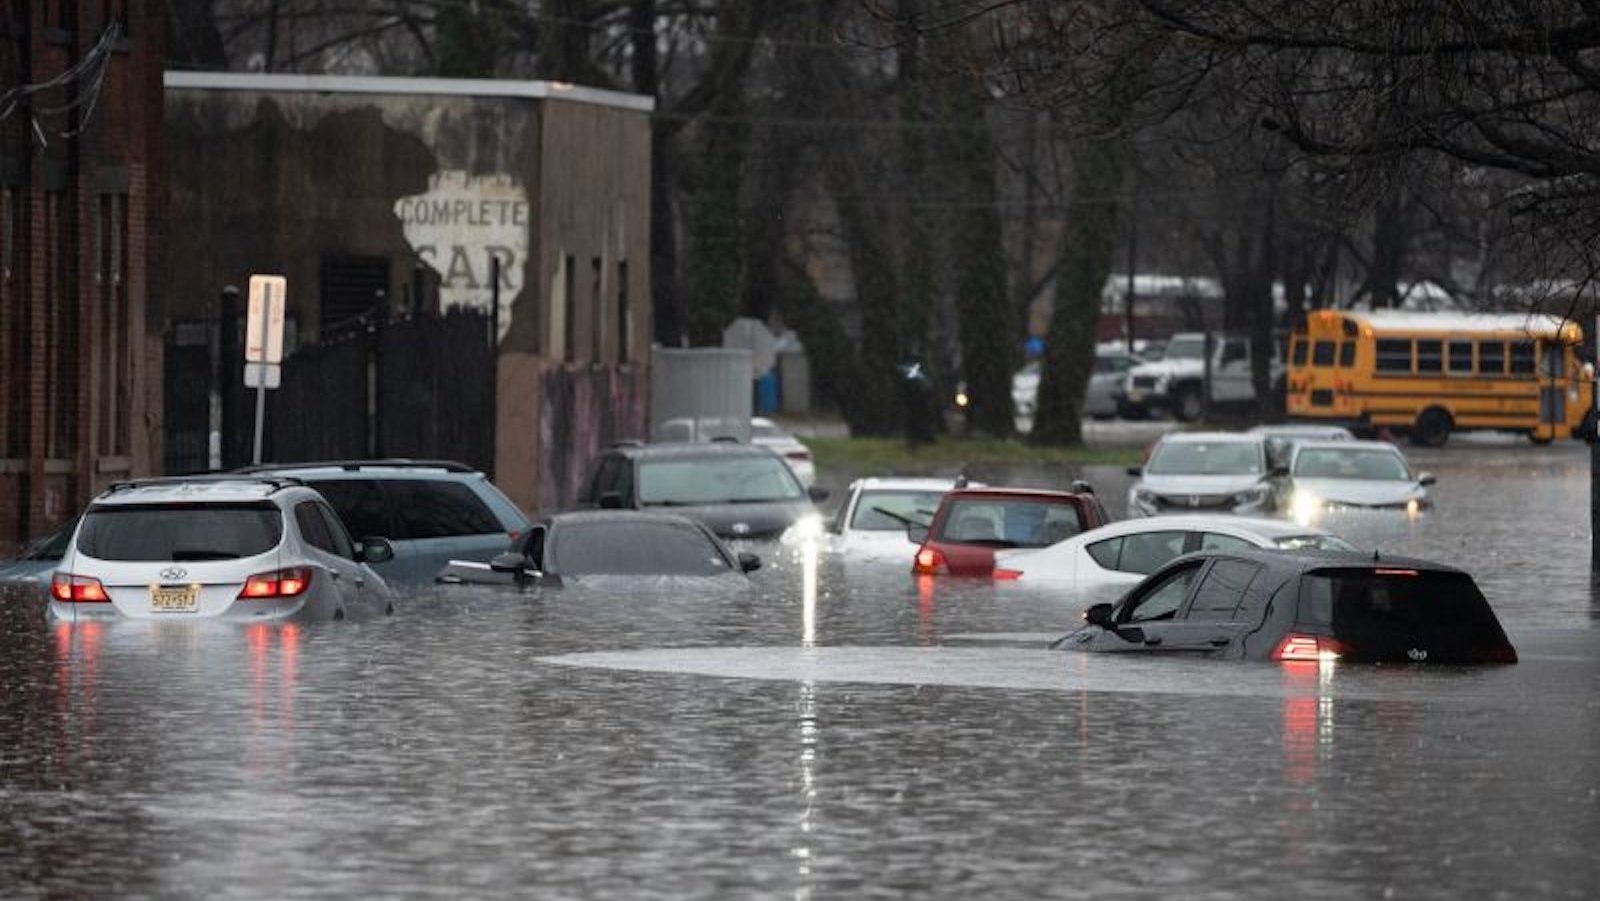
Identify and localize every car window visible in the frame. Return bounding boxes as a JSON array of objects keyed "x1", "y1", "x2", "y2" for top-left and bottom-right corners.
[
  {"x1": 1146, "y1": 441, "x2": 1263, "y2": 475},
  {"x1": 315, "y1": 502, "x2": 356, "y2": 559},
  {"x1": 309, "y1": 479, "x2": 391, "y2": 539},
  {"x1": 638, "y1": 456, "x2": 802, "y2": 505},
  {"x1": 382, "y1": 480, "x2": 503, "y2": 539},
  {"x1": 294, "y1": 501, "x2": 339, "y2": 555},
  {"x1": 850, "y1": 490, "x2": 944, "y2": 531},
  {"x1": 1293, "y1": 448, "x2": 1410, "y2": 480},
  {"x1": 1114, "y1": 530, "x2": 1189, "y2": 575},
  {"x1": 548, "y1": 520, "x2": 733, "y2": 576},
  {"x1": 76, "y1": 503, "x2": 282, "y2": 561},
  {"x1": 1199, "y1": 532, "x2": 1256, "y2": 552},
  {"x1": 1184, "y1": 559, "x2": 1264, "y2": 621},
  {"x1": 1121, "y1": 563, "x2": 1201, "y2": 623},
  {"x1": 1086, "y1": 537, "x2": 1122, "y2": 569},
  {"x1": 934, "y1": 499, "x2": 1083, "y2": 549}
]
